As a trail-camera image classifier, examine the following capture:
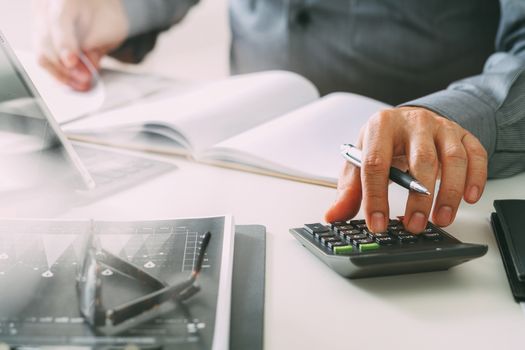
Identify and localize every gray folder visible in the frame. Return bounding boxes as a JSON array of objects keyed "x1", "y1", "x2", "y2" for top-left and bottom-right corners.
[{"x1": 230, "y1": 225, "x2": 266, "y2": 350}]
